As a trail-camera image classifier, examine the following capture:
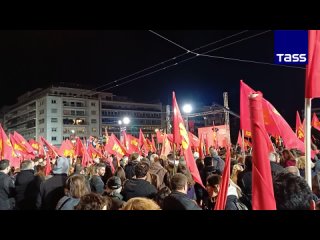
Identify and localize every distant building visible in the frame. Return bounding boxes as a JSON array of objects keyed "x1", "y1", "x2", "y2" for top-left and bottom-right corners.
[{"x1": 1, "y1": 83, "x2": 164, "y2": 145}]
